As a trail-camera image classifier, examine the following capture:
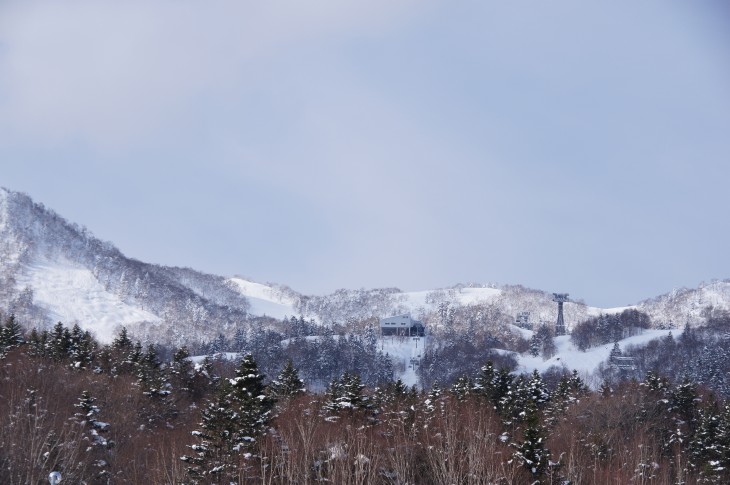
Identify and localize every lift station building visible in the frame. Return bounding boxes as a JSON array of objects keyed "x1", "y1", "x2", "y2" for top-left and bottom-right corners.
[{"x1": 380, "y1": 314, "x2": 426, "y2": 337}]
